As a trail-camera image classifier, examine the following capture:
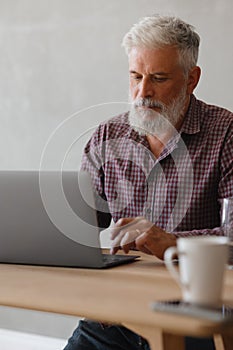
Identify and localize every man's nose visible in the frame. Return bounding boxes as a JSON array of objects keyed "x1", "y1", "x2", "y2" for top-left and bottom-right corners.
[{"x1": 138, "y1": 77, "x2": 154, "y2": 98}]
